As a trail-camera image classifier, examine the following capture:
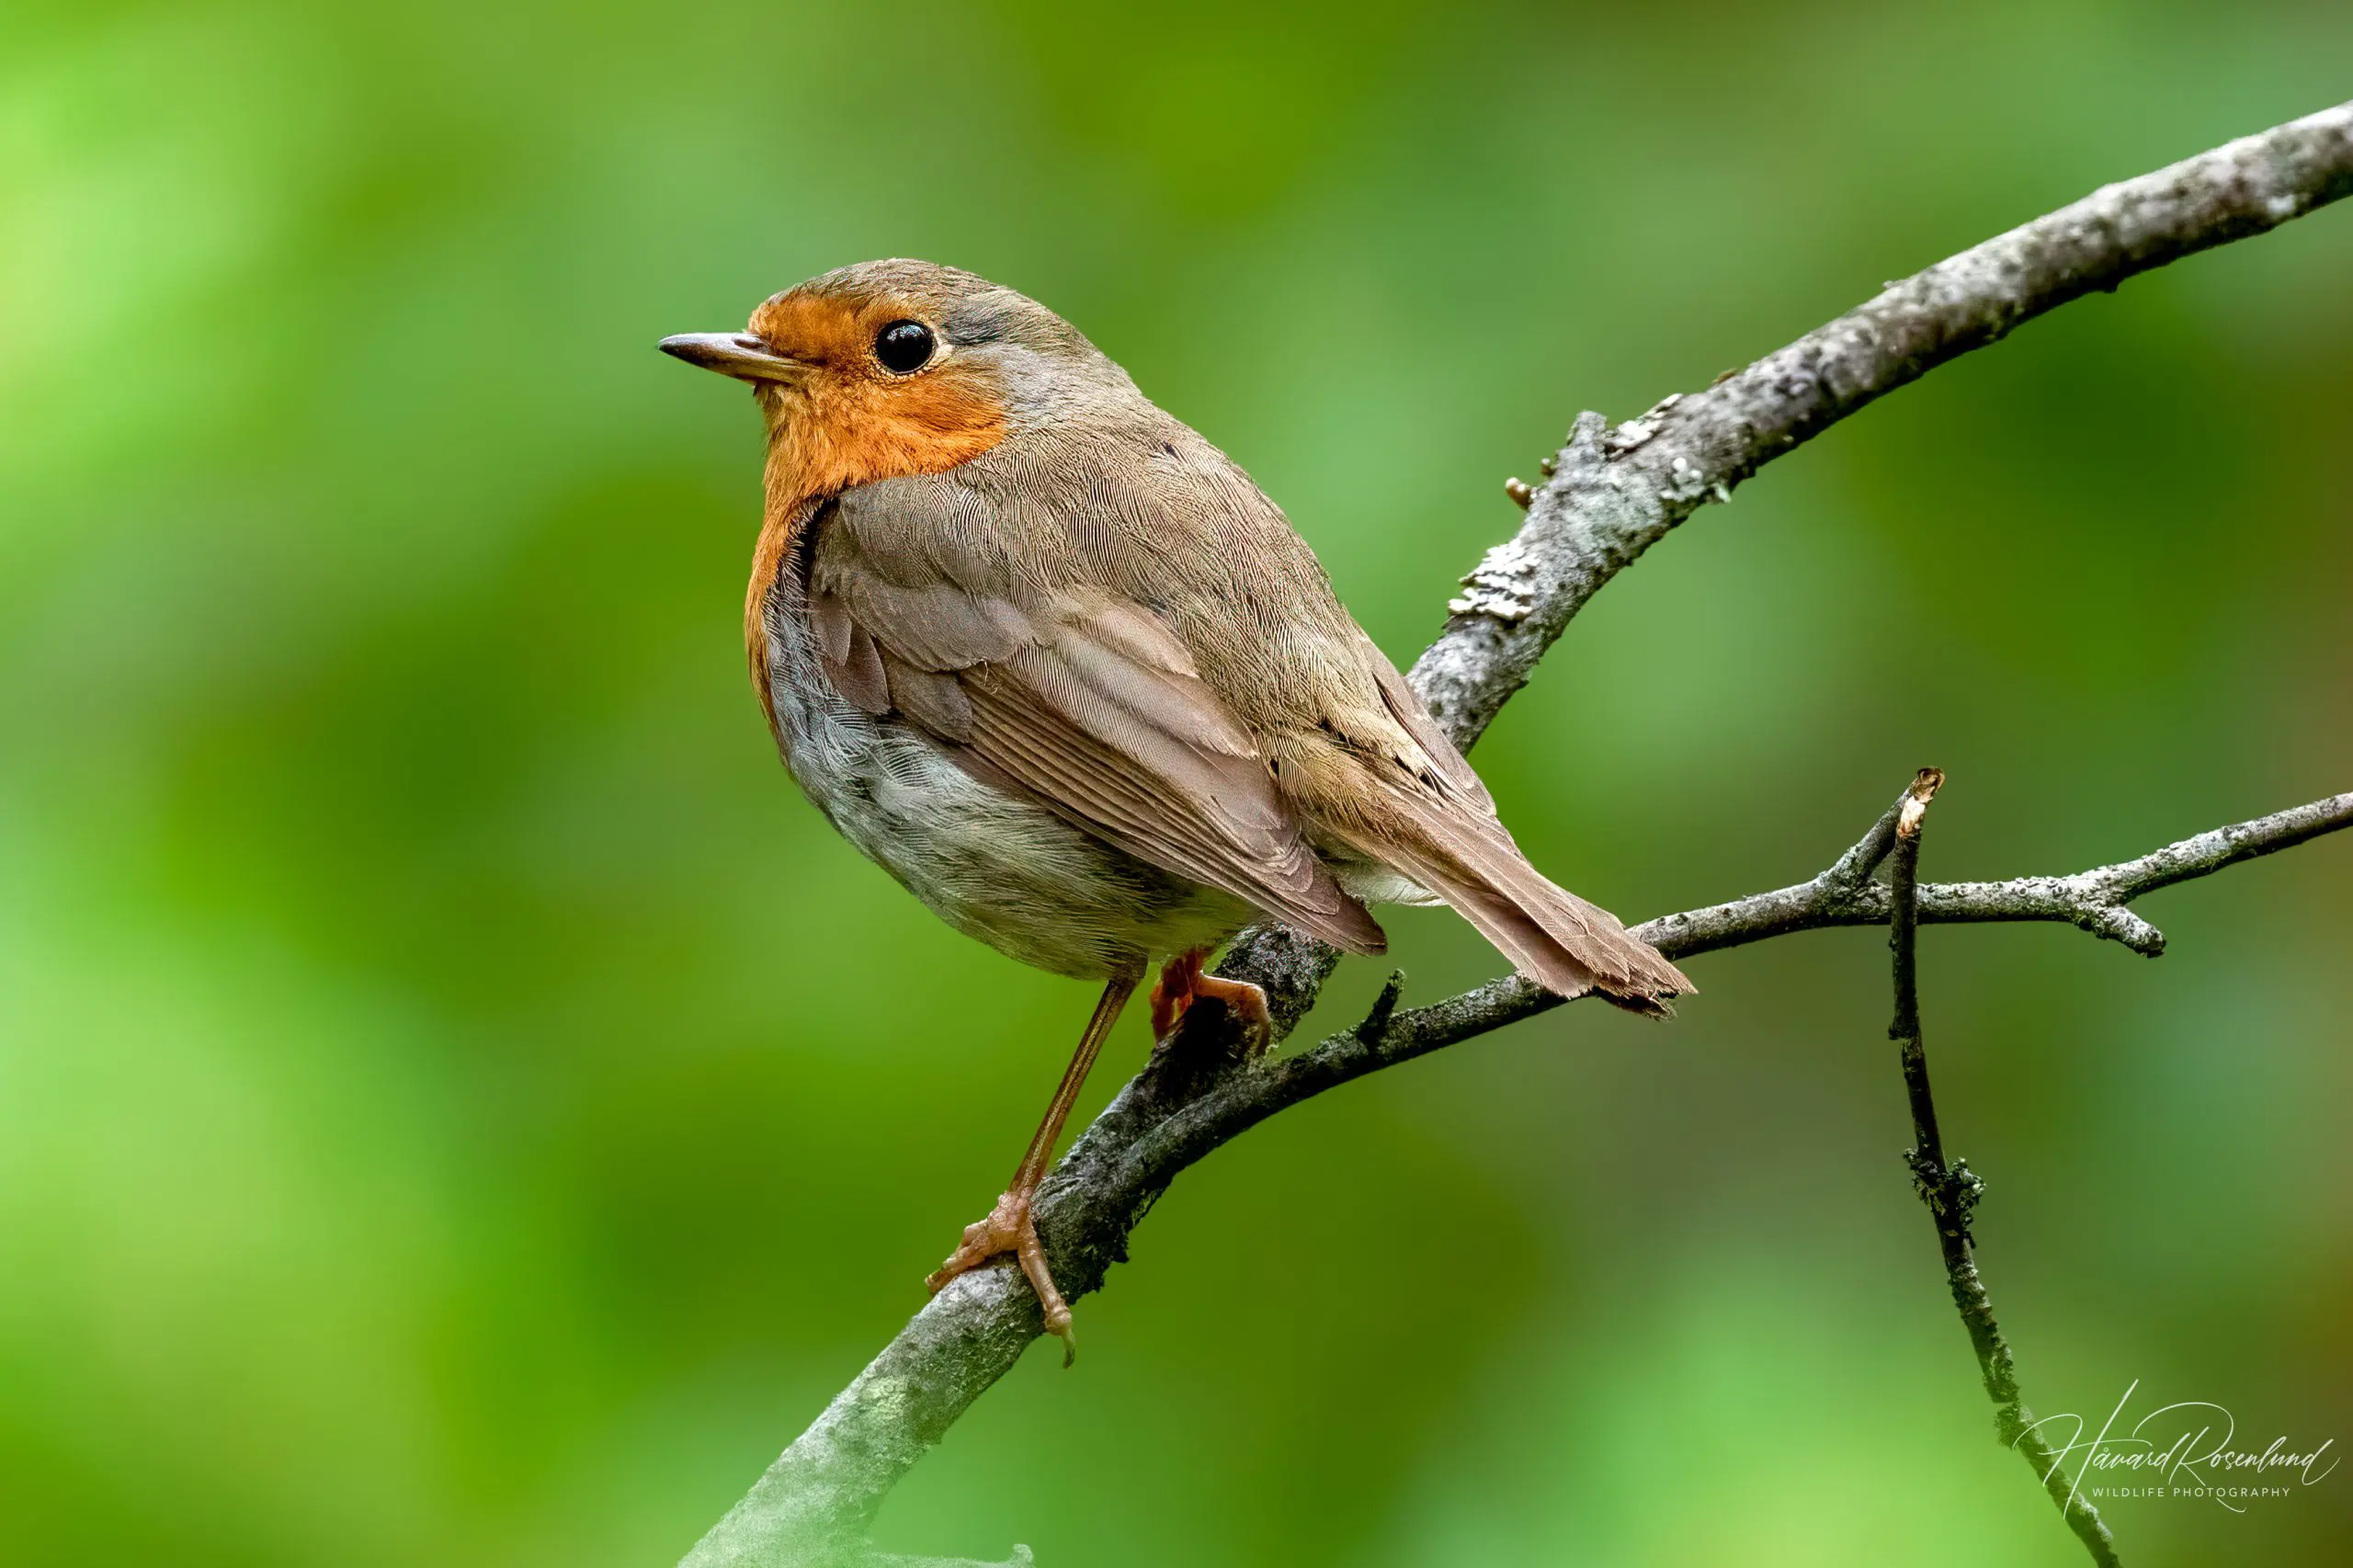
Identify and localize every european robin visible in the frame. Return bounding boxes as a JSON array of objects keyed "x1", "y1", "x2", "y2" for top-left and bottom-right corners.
[{"x1": 661, "y1": 261, "x2": 1690, "y2": 1356}]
